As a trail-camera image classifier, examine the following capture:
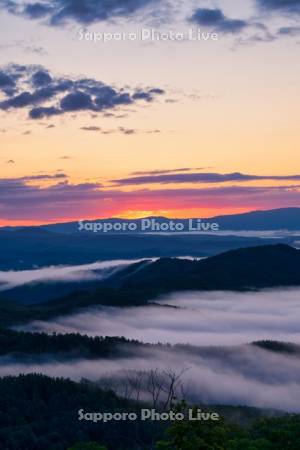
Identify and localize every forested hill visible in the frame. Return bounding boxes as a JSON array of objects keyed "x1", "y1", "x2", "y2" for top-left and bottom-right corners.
[
  {"x1": 1, "y1": 244, "x2": 300, "y2": 326},
  {"x1": 119, "y1": 244, "x2": 300, "y2": 292},
  {"x1": 0, "y1": 328, "x2": 299, "y2": 360}
]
